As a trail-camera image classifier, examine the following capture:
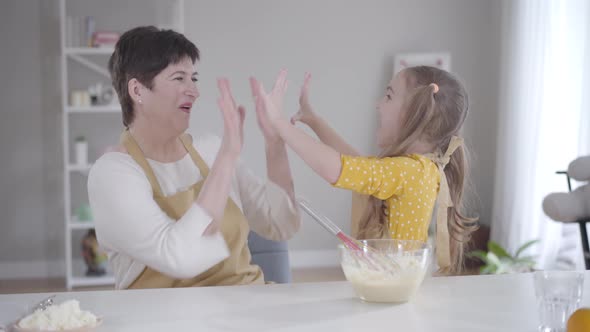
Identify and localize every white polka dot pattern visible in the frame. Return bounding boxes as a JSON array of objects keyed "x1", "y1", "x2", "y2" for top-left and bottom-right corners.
[{"x1": 334, "y1": 154, "x2": 440, "y2": 242}]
